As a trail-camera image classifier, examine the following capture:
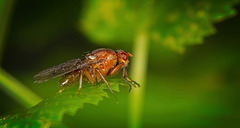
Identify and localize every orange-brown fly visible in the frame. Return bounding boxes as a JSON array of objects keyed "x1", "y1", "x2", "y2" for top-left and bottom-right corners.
[{"x1": 34, "y1": 48, "x2": 139, "y2": 94}]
